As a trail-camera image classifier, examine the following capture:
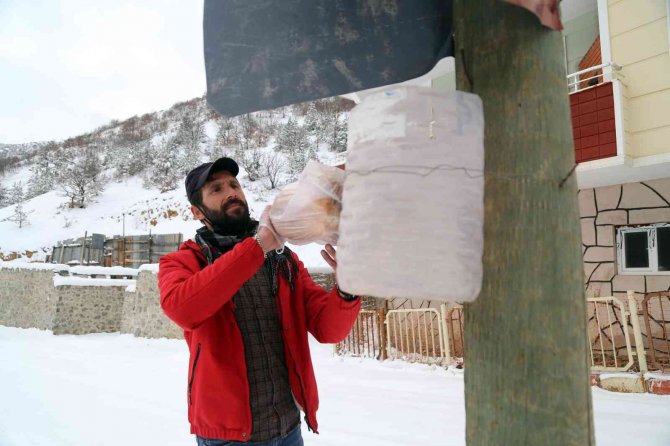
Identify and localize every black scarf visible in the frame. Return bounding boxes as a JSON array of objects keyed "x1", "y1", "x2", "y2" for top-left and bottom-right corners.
[{"x1": 194, "y1": 222, "x2": 297, "y2": 294}]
